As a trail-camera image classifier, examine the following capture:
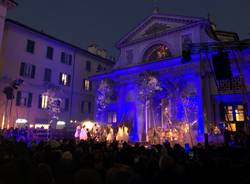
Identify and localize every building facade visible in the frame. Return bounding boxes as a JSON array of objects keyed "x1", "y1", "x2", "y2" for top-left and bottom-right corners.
[
  {"x1": 0, "y1": 1, "x2": 114, "y2": 128},
  {"x1": 91, "y1": 12, "x2": 250, "y2": 143}
]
